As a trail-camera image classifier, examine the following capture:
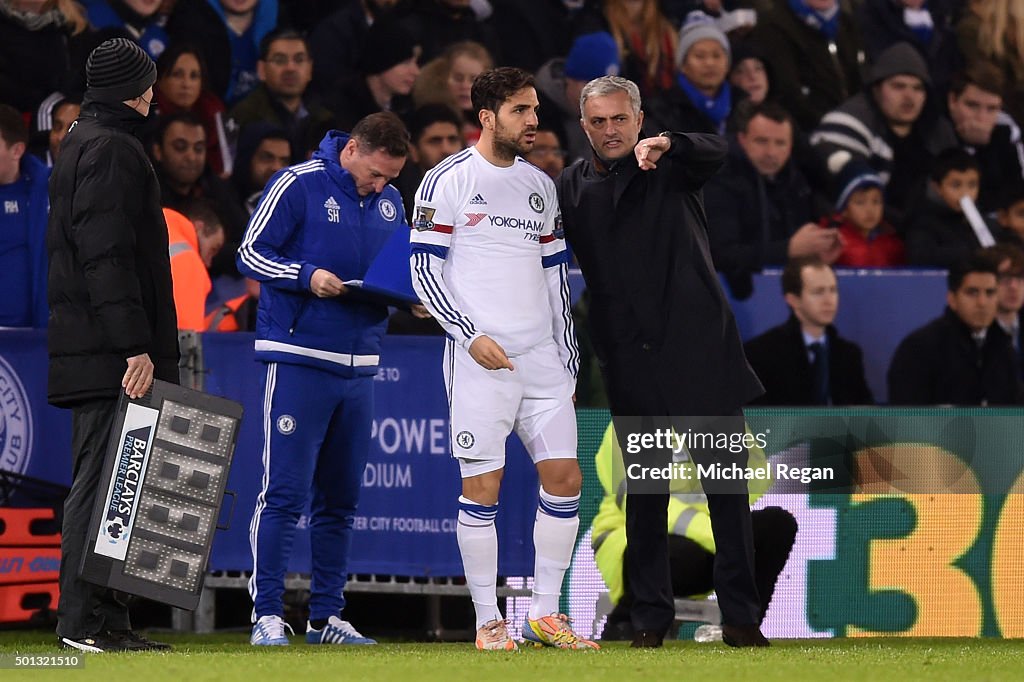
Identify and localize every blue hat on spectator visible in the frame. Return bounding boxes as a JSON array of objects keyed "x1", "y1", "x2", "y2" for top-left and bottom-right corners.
[
  {"x1": 836, "y1": 160, "x2": 885, "y2": 211},
  {"x1": 564, "y1": 32, "x2": 620, "y2": 82}
]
